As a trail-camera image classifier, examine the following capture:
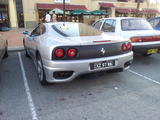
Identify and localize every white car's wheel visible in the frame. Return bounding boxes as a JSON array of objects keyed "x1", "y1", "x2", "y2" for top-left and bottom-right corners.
[
  {"x1": 36, "y1": 54, "x2": 48, "y2": 85},
  {"x1": 142, "y1": 53, "x2": 152, "y2": 56}
]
